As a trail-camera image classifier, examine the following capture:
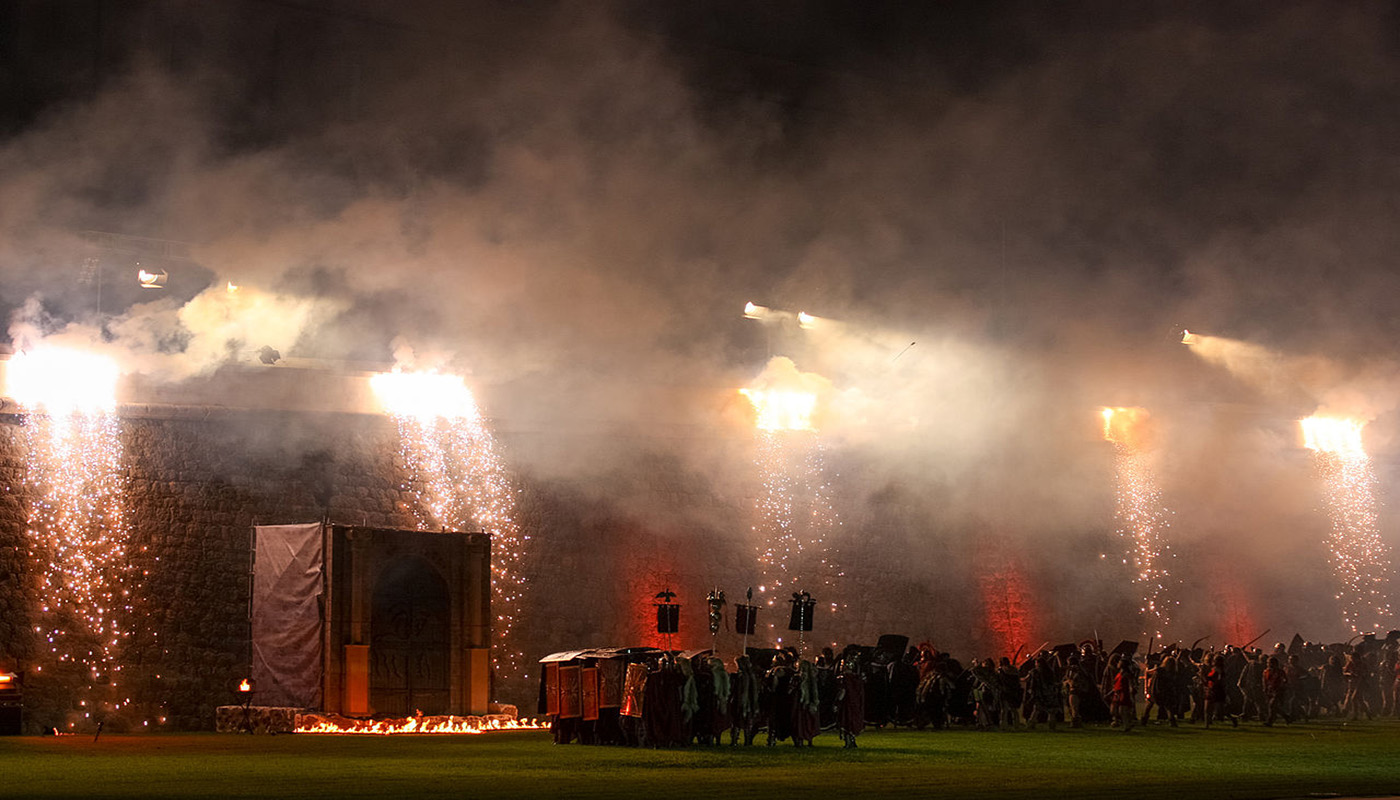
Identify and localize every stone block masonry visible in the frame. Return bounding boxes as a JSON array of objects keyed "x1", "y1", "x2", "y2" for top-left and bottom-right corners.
[
  {"x1": 0, "y1": 406, "x2": 789, "y2": 731},
  {"x1": 0, "y1": 408, "x2": 427, "y2": 732},
  {"x1": 0, "y1": 402, "x2": 1124, "y2": 731}
]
